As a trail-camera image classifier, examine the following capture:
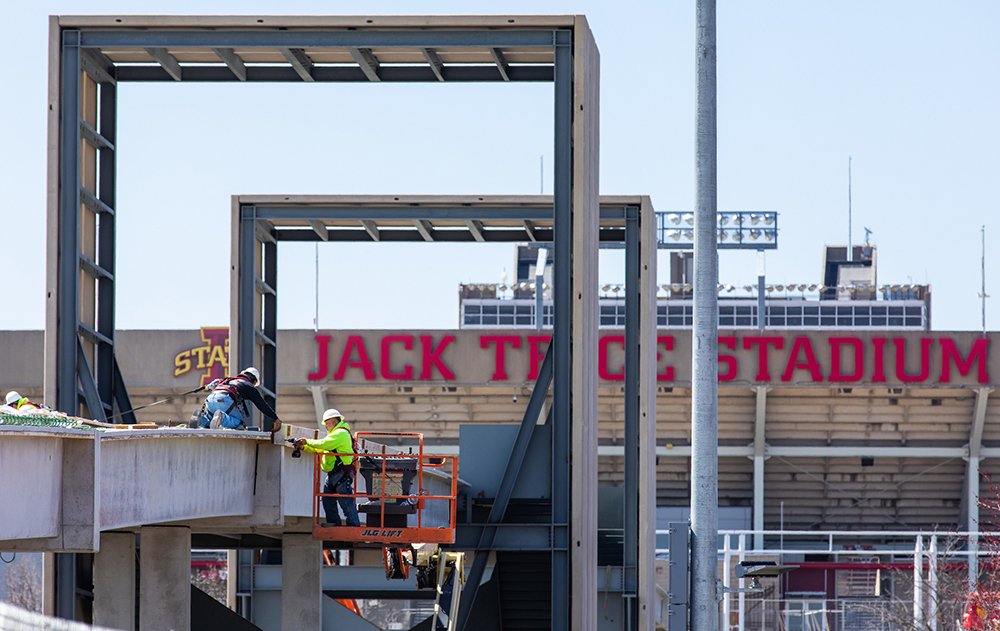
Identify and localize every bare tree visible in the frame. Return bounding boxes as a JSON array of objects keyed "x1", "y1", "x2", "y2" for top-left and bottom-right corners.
[{"x1": 3, "y1": 556, "x2": 42, "y2": 613}]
